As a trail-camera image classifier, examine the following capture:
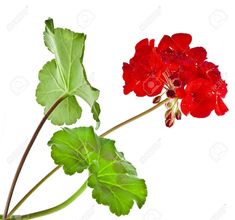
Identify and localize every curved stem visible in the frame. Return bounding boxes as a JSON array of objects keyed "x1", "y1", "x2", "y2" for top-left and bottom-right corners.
[
  {"x1": 100, "y1": 98, "x2": 169, "y2": 137},
  {"x1": 6, "y1": 98, "x2": 168, "y2": 218},
  {"x1": 21, "y1": 180, "x2": 87, "y2": 220},
  {"x1": 8, "y1": 166, "x2": 61, "y2": 217},
  {"x1": 3, "y1": 96, "x2": 67, "y2": 220}
]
